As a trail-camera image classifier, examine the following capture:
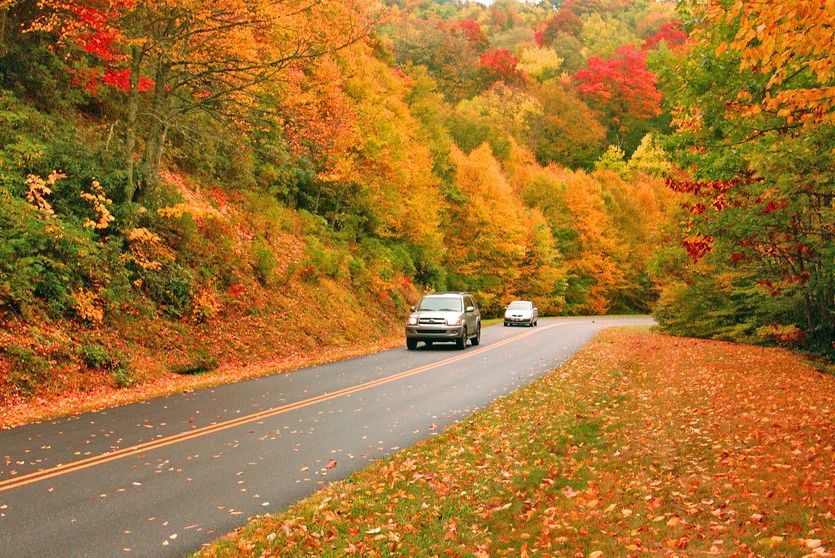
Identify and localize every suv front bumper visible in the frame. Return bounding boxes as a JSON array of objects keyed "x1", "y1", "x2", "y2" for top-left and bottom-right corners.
[{"x1": 405, "y1": 325, "x2": 463, "y2": 341}]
